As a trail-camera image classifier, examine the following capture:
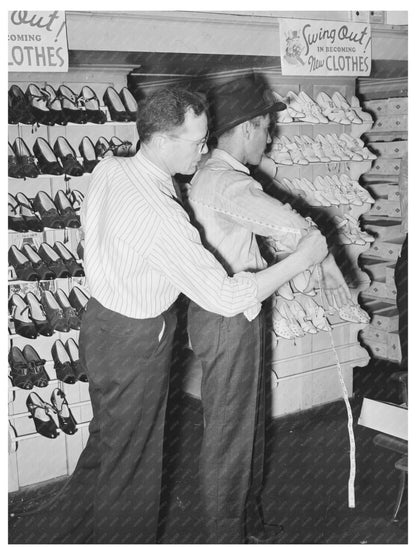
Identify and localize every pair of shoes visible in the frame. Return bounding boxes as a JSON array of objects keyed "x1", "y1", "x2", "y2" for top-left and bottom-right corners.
[
  {"x1": 286, "y1": 90, "x2": 329, "y2": 123},
  {"x1": 9, "y1": 244, "x2": 55, "y2": 281},
  {"x1": 9, "y1": 292, "x2": 53, "y2": 338},
  {"x1": 315, "y1": 91, "x2": 356, "y2": 124},
  {"x1": 32, "y1": 190, "x2": 80, "y2": 228},
  {"x1": 41, "y1": 289, "x2": 82, "y2": 332},
  {"x1": 8, "y1": 193, "x2": 43, "y2": 233},
  {"x1": 52, "y1": 338, "x2": 87, "y2": 383},
  {"x1": 9, "y1": 345, "x2": 49, "y2": 389},
  {"x1": 334, "y1": 214, "x2": 375, "y2": 245},
  {"x1": 331, "y1": 174, "x2": 375, "y2": 204},
  {"x1": 103, "y1": 86, "x2": 138, "y2": 122},
  {"x1": 8, "y1": 139, "x2": 39, "y2": 178},
  {"x1": 272, "y1": 294, "x2": 323, "y2": 339},
  {"x1": 68, "y1": 286, "x2": 90, "y2": 319},
  {"x1": 95, "y1": 135, "x2": 134, "y2": 158},
  {"x1": 8, "y1": 84, "x2": 37, "y2": 125},
  {"x1": 280, "y1": 176, "x2": 331, "y2": 207},
  {"x1": 26, "y1": 389, "x2": 77, "y2": 438},
  {"x1": 33, "y1": 136, "x2": 84, "y2": 176}
]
